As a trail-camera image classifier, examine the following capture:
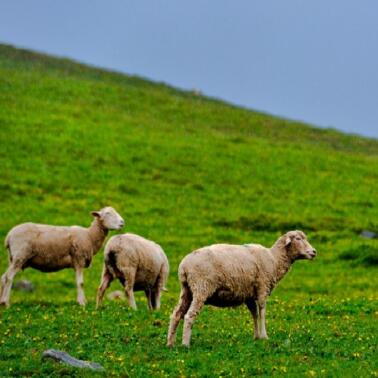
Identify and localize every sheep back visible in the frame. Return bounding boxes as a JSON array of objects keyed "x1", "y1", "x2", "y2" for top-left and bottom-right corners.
[
  {"x1": 178, "y1": 243, "x2": 276, "y2": 306},
  {"x1": 6, "y1": 223, "x2": 93, "y2": 271},
  {"x1": 104, "y1": 233, "x2": 168, "y2": 290}
]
